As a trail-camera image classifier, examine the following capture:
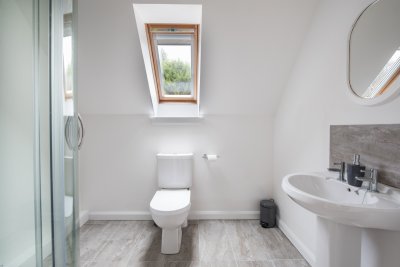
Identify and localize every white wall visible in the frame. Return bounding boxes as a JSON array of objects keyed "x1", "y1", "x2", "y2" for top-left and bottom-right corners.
[
  {"x1": 273, "y1": 0, "x2": 400, "y2": 264},
  {"x1": 77, "y1": 0, "x2": 318, "y2": 218},
  {"x1": 80, "y1": 115, "x2": 272, "y2": 218},
  {"x1": 77, "y1": 0, "x2": 319, "y2": 116}
]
